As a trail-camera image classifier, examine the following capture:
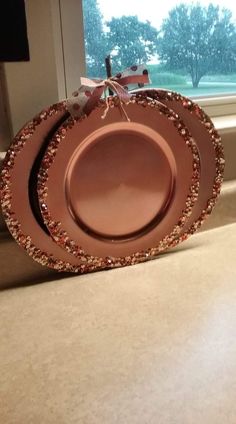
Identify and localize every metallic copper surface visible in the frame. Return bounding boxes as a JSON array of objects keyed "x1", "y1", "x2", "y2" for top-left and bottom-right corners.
[
  {"x1": 38, "y1": 96, "x2": 200, "y2": 266},
  {"x1": 66, "y1": 123, "x2": 175, "y2": 240}
]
